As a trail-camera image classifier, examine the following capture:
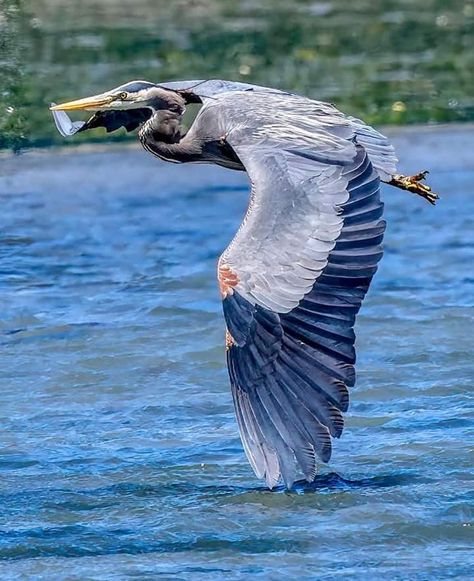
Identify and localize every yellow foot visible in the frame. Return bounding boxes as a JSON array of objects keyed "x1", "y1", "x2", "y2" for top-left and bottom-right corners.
[{"x1": 389, "y1": 170, "x2": 439, "y2": 205}]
